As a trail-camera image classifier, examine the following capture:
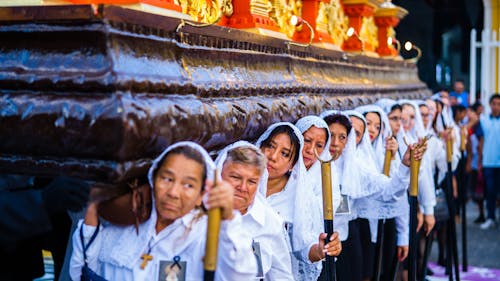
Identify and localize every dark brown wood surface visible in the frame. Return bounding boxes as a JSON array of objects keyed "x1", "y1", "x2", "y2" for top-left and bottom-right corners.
[{"x1": 0, "y1": 5, "x2": 430, "y2": 184}]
